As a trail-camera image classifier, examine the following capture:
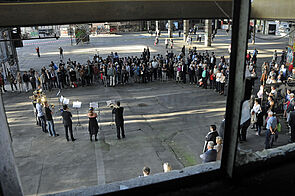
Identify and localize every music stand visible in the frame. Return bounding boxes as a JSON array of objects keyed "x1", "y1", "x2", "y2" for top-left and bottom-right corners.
[
  {"x1": 73, "y1": 101, "x2": 83, "y2": 132},
  {"x1": 107, "y1": 100, "x2": 116, "y2": 129}
]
